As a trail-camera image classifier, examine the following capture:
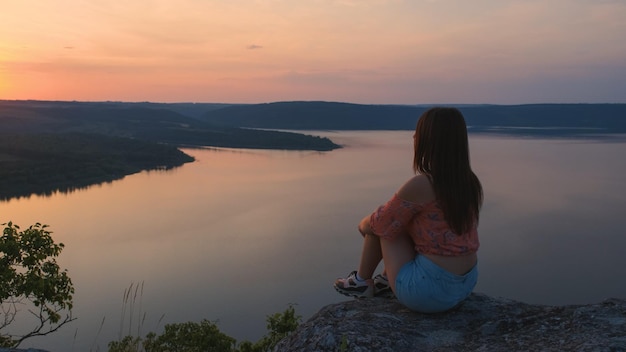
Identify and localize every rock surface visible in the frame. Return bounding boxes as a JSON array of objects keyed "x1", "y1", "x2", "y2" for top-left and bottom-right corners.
[{"x1": 274, "y1": 293, "x2": 626, "y2": 352}]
